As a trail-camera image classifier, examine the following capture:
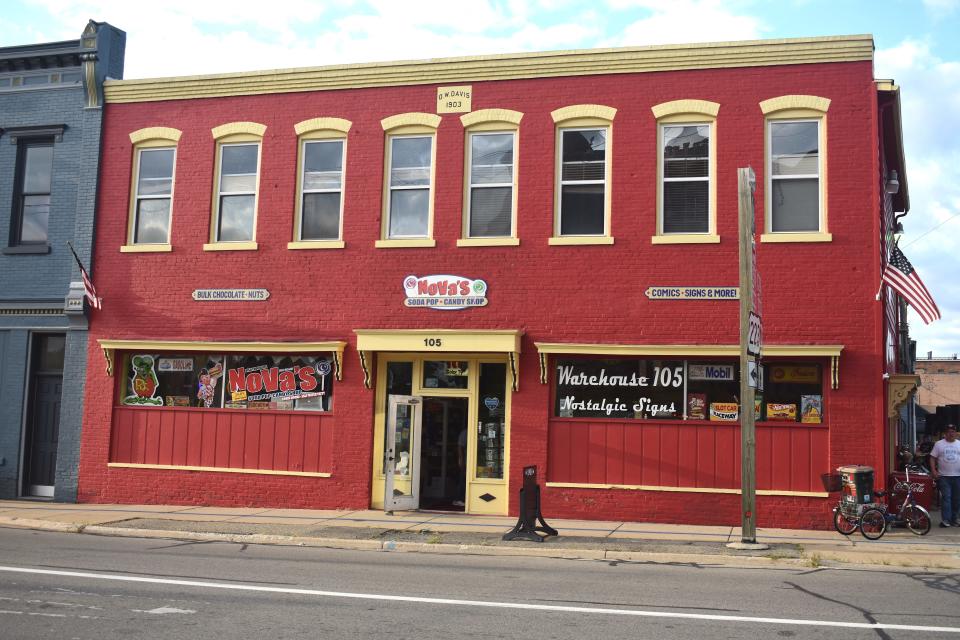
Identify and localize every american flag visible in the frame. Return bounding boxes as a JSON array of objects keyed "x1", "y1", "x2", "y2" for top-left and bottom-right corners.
[
  {"x1": 67, "y1": 242, "x2": 102, "y2": 310},
  {"x1": 882, "y1": 244, "x2": 939, "y2": 324}
]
